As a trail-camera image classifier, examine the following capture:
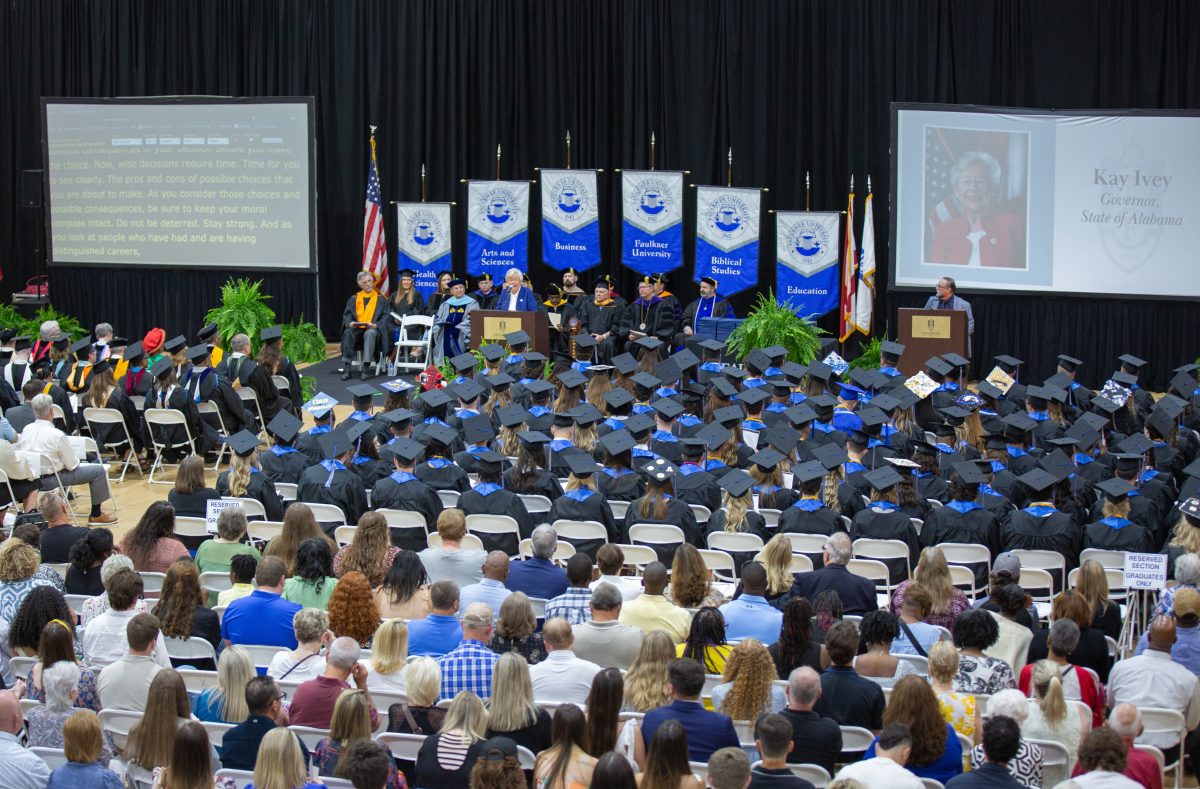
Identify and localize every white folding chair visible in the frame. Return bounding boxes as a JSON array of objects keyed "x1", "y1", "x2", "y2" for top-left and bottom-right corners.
[
  {"x1": 140, "y1": 571, "x2": 166, "y2": 595},
  {"x1": 42, "y1": 562, "x2": 69, "y2": 581},
  {"x1": 163, "y1": 635, "x2": 217, "y2": 664},
  {"x1": 845, "y1": 558, "x2": 891, "y2": 594},
  {"x1": 221, "y1": 496, "x2": 267, "y2": 521},
  {"x1": 614, "y1": 543, "x2": 658, "y2": 572},
  {"x1": 394, "y1": 315, "x2": 434, "y2": 373},
  {"x1": 707, "y1": 531, "x2": 765, "y2": 555},
  {"x1": 758, "y1": 508, "x2": 782, "y2": 528},
  {"x1": 237, "y1": 388, "x2": 267, "y2": 435},
  {"x1": 1028, "y1": 737, "x2": 1071, "y2": 787},
  {"x1": 288, "y1": 725, "x2": 331, "y2": 751},
  {"x1": 19, "y1": 697, "x2": 43, "y2": 720},
  {"x1": 437, "y1": 489, "x2": 461, "y2": 508},
  {"x1": 552, "y1": 519, "x2": 608, "y2": 550},
  {"x1": 215, "y1": 769, "x2": 254, "y2": 788},
  {"x1": 852, "y1": 537, "x2": 912, "y2": 581},
  {"x1": 64, "y1": 593, "x2": 90, "y2": 613},
  {"x1": 335, "y1": 525, "x2": 357, "y2": 546},
  {"x1": 30, "y1": 746, "x2": 67, "y2": 770},
  {"x1": 689, "y1": 762, "x2": 710, "y2": 782},
  {"x1": 689, "y1": 504, "x2": 712, "y2": 524},
  {"x1": 517, "y1": 493, "x2": 552, "y2": 515},
  {"x1": 175, "y1": 515, "x2": 212, "y2": 541},
  {"x1": 628, "y1": 523, "x2": 686, "y2": 557},
  {"x1": 940, "y1": 542, "x2": 991, "y2": 596},
  {"x1": 948, "y1": 564, "x2": 978, "y2": 599},
  {"x1": 82, "y1": 406, "x2": 142, "y2": 482},
  {"x1": 377, "y1": 508, "x2": 429, "y2": 544},
  {"x1": 529, "y1": 597, "x2": 548, "y2": 619},
  {"x1": 247, "y1": 520, "x2": 285, "y2": 547},
  {"x1": 426, "y1": 532, "x2": 485, "y2": 551},
  {"x1": 1079, "y1": 548, "x2": 1128, "y2": 569},
  {"x1": 697, "y1": 548, "x2": 737, "y2": 582},
  {"x1": 839, "y1": 725, "x2": 875, "y2": 759},
  {"x1": 518, "y1": 537, "x2": 575, "y2": 562},
  {"x1": 1138, "y1": 707, "x2": 1186, "y2": 789},
  {"x1": 1017, "y1": 567, "x2": 1056, "y2": 602},
  {"x1": 178, "y1": 668, "x2": 221, "y2": 693},
  {"x1": 194, "y1": 401, "x2": 230, "y2": 471},
  {"x1": 305, "y1": 501, "x2": 348, "y2": 528},
  {"x1": 465, "y1": 513, "x2": 522, "y2": 554},
  {"x1": 99, "y1": 708, "x2": 143, "y2": 750},
  {"x1": 199, "y1": 571, "x2": 234, "y2": 596},
  {"x1": 1010, "y1": 549, "x2": 1065, "y2": 595},
  {"x1": 781, "y1": 532, "x2": 827, "y2": 558},
  {"x1": 375, "y1": 732, "x2": 428, "y2": 761},
  {"x1": 607, "y1": 500, "x2": 630, "y2": 522},
  {"x1": 895, "y1": 653, "x2": 929, "y2": 675},
  {"x1": 10, "y1": 656, "x2": 37, "y2": 680},
  {"x1": 271, "y1": 375, "x2": 292, "y2": 400},
  {"x1": 144, "y1": 408, "x2": 199, "y2": 482},
  {"x1": 275, "y1": 482, "x2": 299, "y2": 503},
  {"x1": 201, "y1": 720, "x2": 236, "y2": 749},
  {"x1": 240, "y1": 643, "x2": 285, "y2": 670}
]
